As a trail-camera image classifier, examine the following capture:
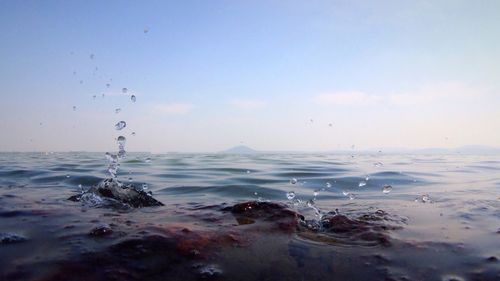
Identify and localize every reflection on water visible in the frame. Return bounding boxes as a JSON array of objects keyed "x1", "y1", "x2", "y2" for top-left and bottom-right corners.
[{"x1": 0, "y1": 152, "x2": 499, "y2": 280}]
